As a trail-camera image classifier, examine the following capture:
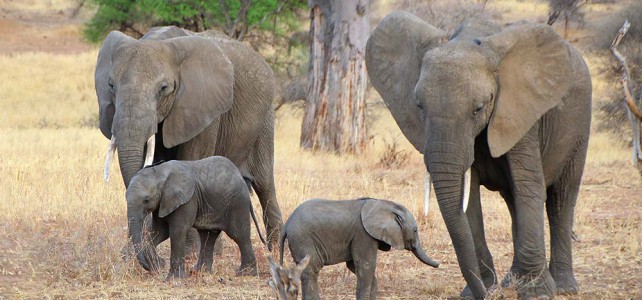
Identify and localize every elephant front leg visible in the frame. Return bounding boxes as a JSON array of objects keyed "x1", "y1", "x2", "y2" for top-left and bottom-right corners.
[
  {"x1": 461, "y1": 170, "x2": 497, "y2": 298},
  {"x1": 506, "y1": 133, "x2": 556, "y2": 299},
  {"x1": 167, "y1": 224, "x2": 189, "y2": 280},
  {"x1": 500, "y1": 190, "x2": 520, "y2": 288}
]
